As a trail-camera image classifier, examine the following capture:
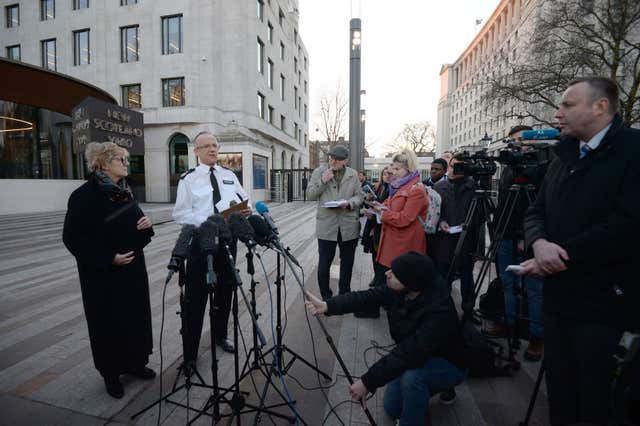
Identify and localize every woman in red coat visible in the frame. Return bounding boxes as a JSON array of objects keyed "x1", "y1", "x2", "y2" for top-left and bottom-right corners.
[{"x1": 374, "y1": 150, "x2": 428, "y2": 269}]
